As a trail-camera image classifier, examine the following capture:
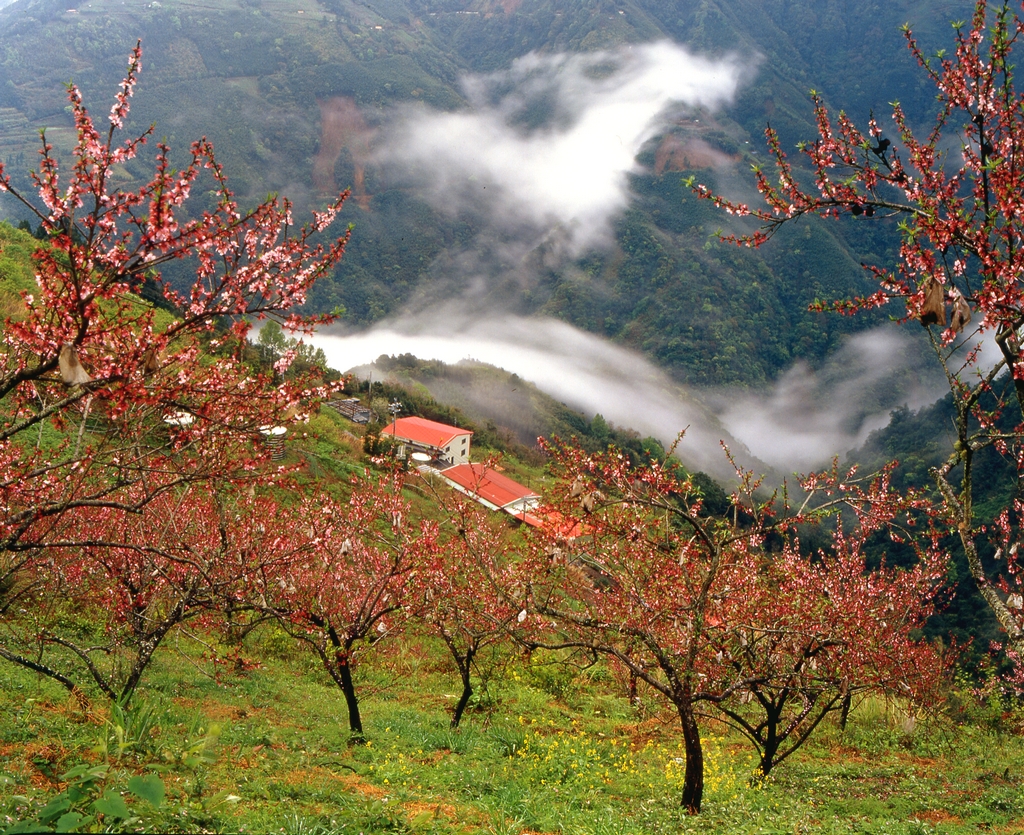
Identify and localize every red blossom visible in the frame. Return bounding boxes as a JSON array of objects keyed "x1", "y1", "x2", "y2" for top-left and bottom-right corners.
[{"x1": 513, "y1": 439, "x2": 947, "y2": 813}]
